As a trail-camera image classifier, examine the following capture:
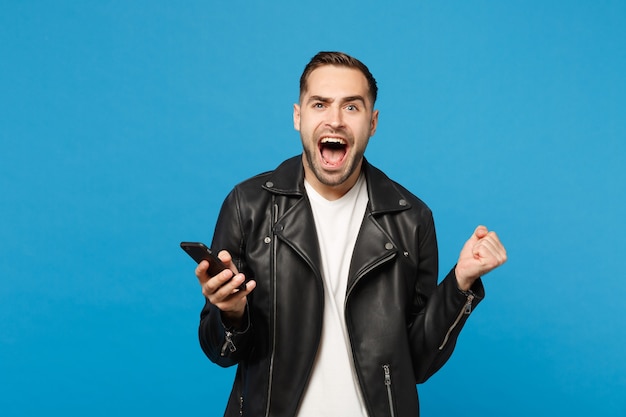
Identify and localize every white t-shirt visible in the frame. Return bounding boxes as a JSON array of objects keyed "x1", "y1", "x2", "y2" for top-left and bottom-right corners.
[{"x1": 298, "y1": 173, "x2": 370, "y2": 417}]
